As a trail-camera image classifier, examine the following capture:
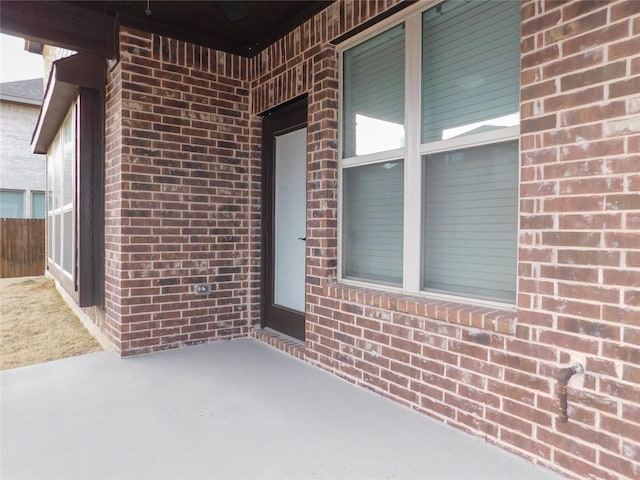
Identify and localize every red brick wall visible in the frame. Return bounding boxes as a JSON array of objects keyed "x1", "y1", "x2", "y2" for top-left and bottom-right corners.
[
  {"x1": 518, "y1": 1, "x2": 640, "y2": 478},
  {"x1": 99, "y1": 1, "x2": 639, "y2": 478},
  {"x1": 249, "y1": 1, "x2": 640, "y2": 479},
  {"x1": 103, "y1": 28, "x2": 258, "y2": 355},
  {"x1": 104, "y1": 49, "x2": 124, "y2": 349}
]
